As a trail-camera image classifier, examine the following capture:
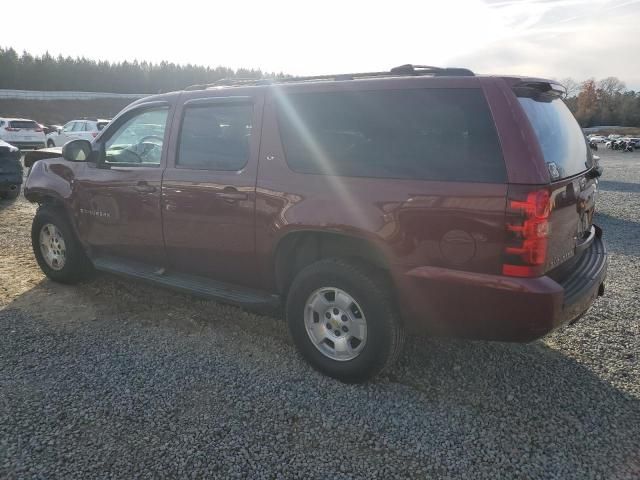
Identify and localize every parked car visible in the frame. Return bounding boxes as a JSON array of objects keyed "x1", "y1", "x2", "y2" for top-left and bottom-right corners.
[
  {"x1": 588, "y1": 135, "x2": 605, "y2": 143},
  {"x1": 0, "y1": 118, "x2": 46, "y2": 149},
  {"x1": 46, "y1": 119, "x2": 110, "y2": 147},
  {"x1": 0, "y1": 139, "x2": 23, "y2": 199},
  {"x1": 24, "y1": 64, "x2": 607, "y2": 382}
]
